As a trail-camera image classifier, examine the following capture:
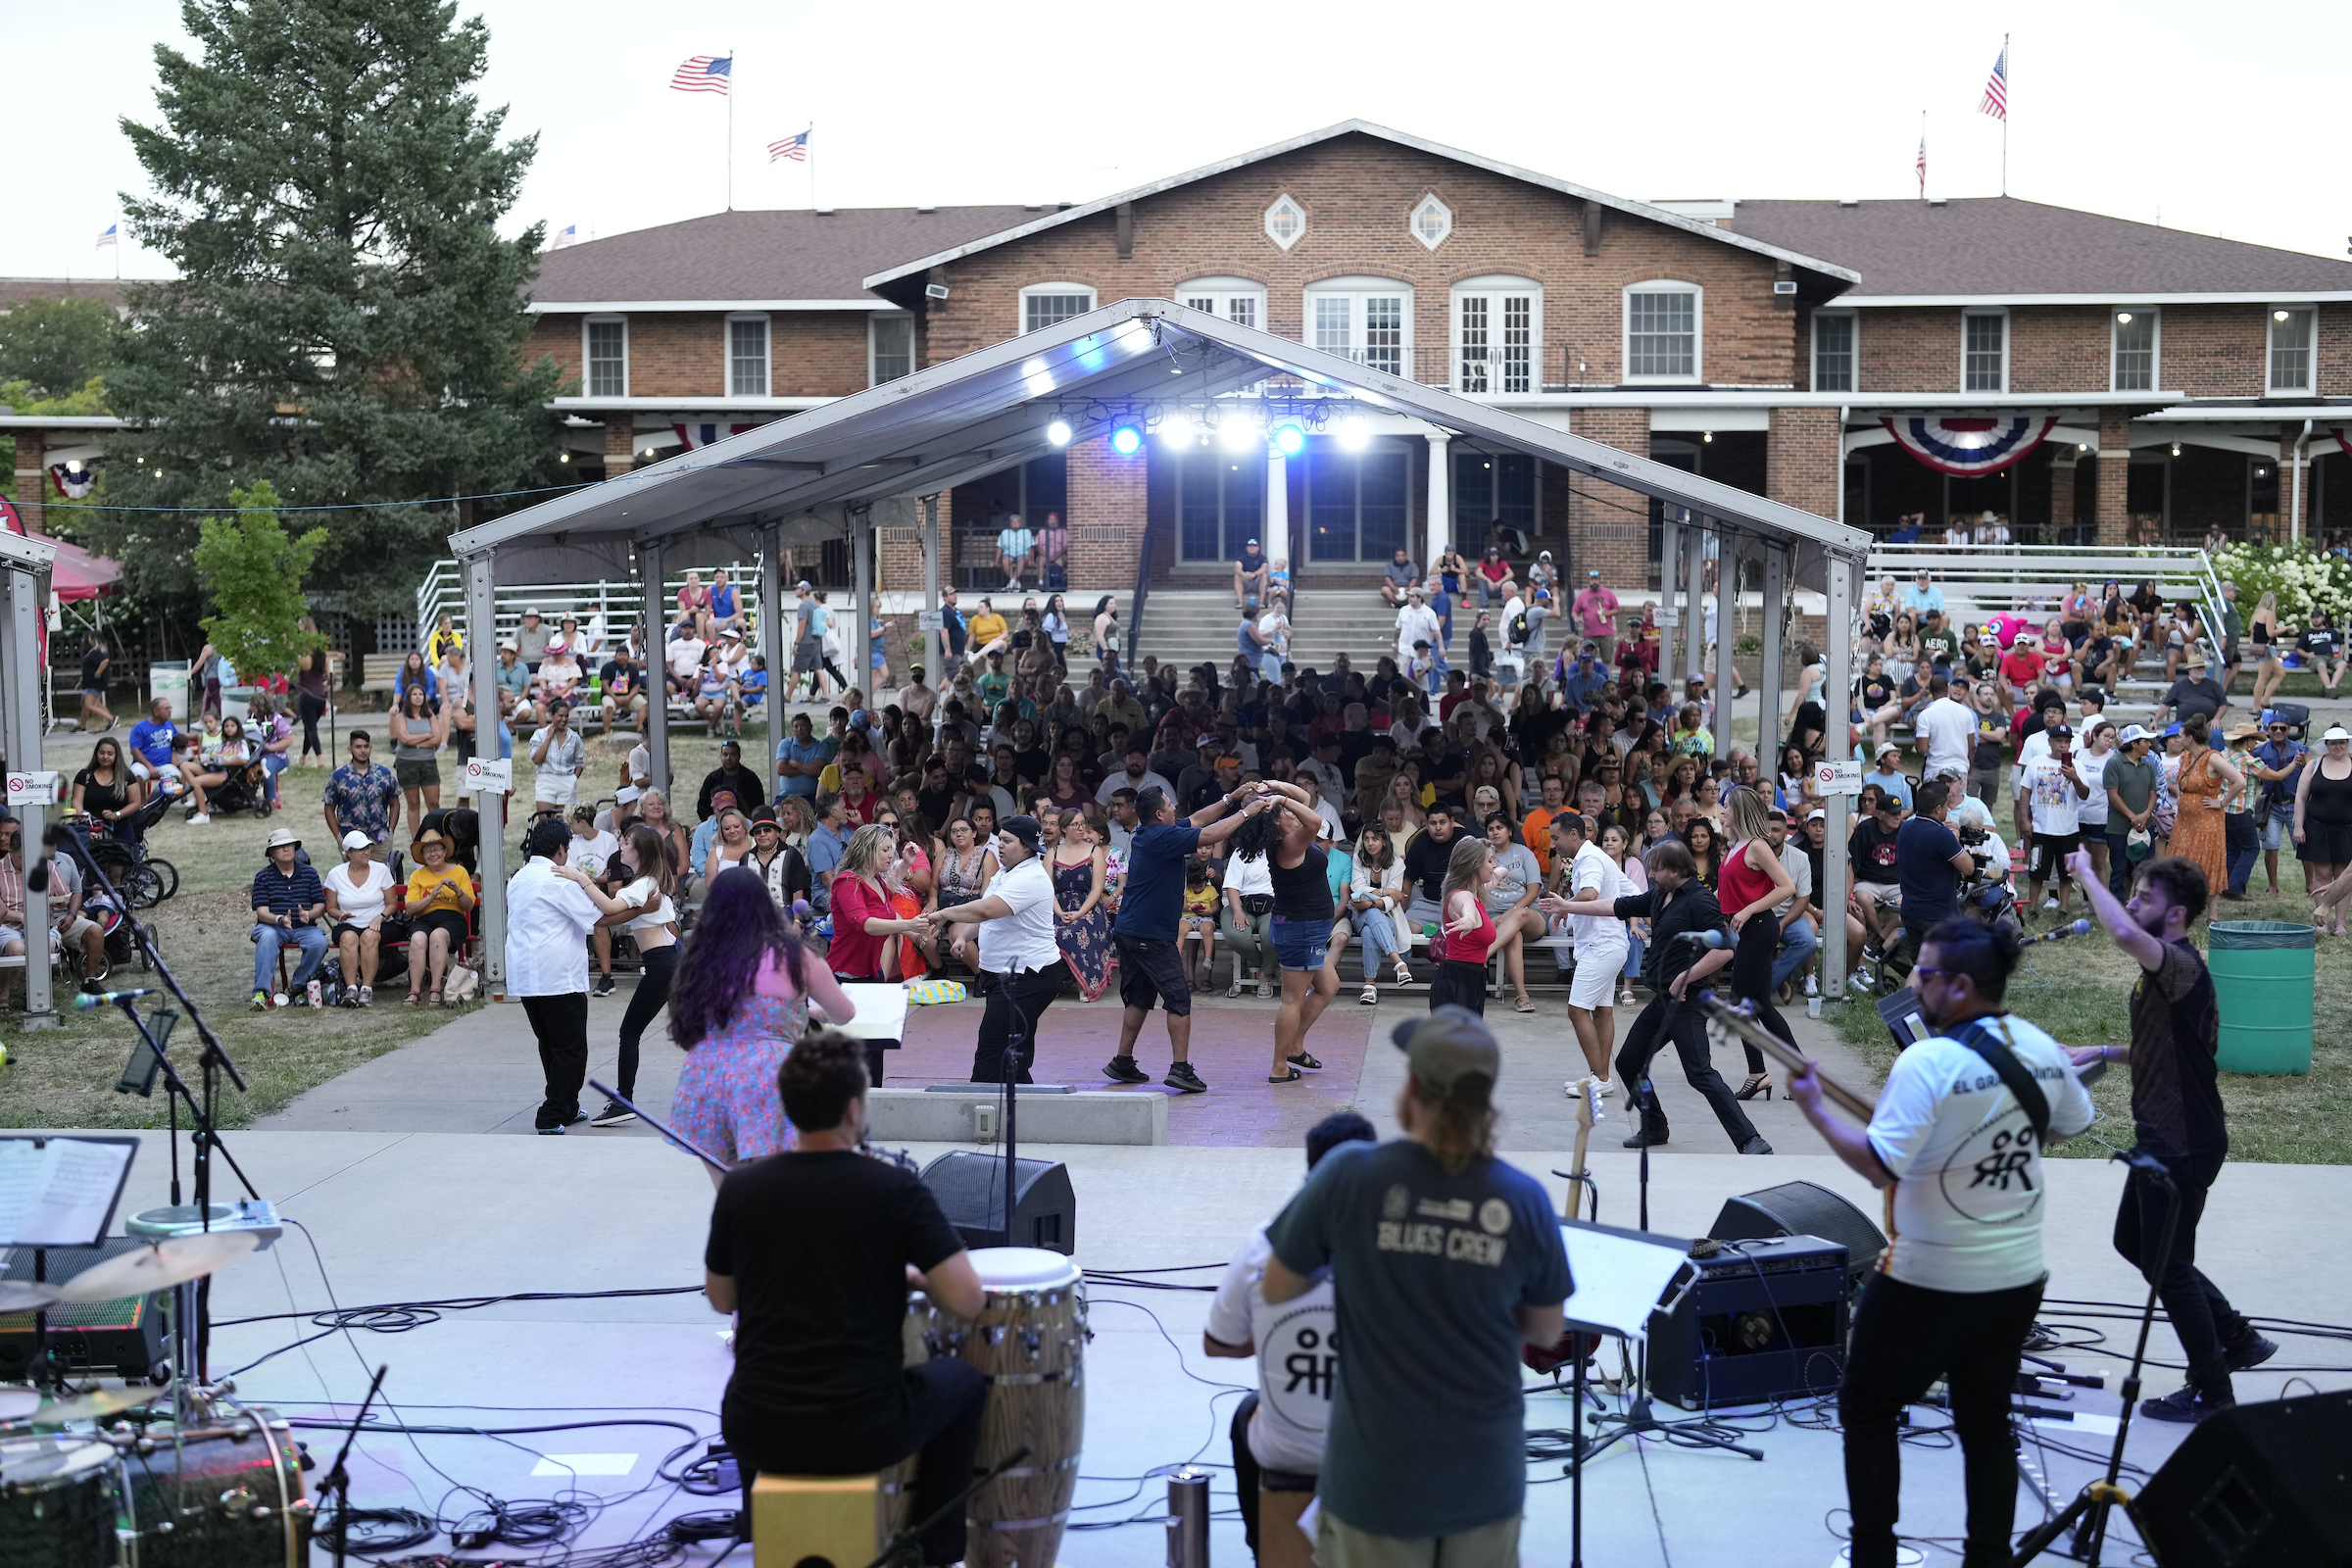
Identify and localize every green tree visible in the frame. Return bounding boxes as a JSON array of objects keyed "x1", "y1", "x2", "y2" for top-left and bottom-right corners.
[
  {"x1": 192, "y1": 482, "x2": 328, "y2": 681},
  {"x1": 0, "y1": 297, "x2": 117, "y2": 399},
  {"x1": 98, "y1": 0, "x2": 565, "y2": 623}
]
